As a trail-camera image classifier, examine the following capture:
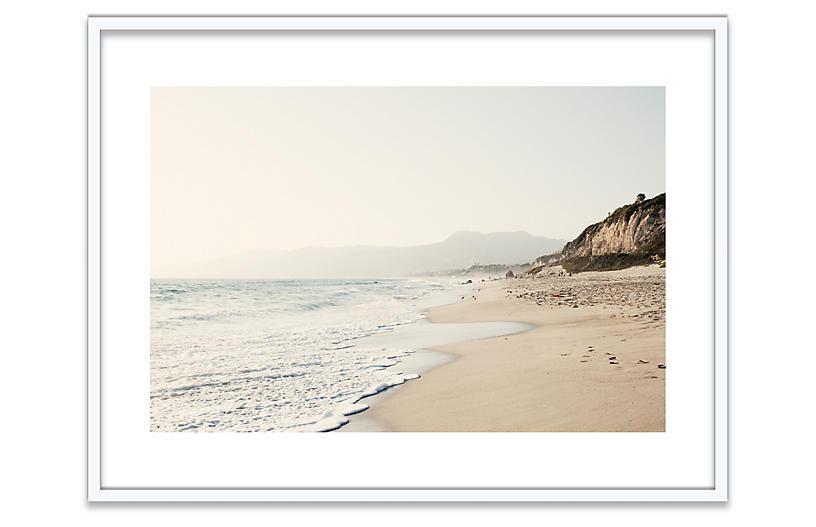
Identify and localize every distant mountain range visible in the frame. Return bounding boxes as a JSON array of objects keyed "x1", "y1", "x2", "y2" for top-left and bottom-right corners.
[{"x1": 155, "y1": 231, "x2": 565, "y2": 279}]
